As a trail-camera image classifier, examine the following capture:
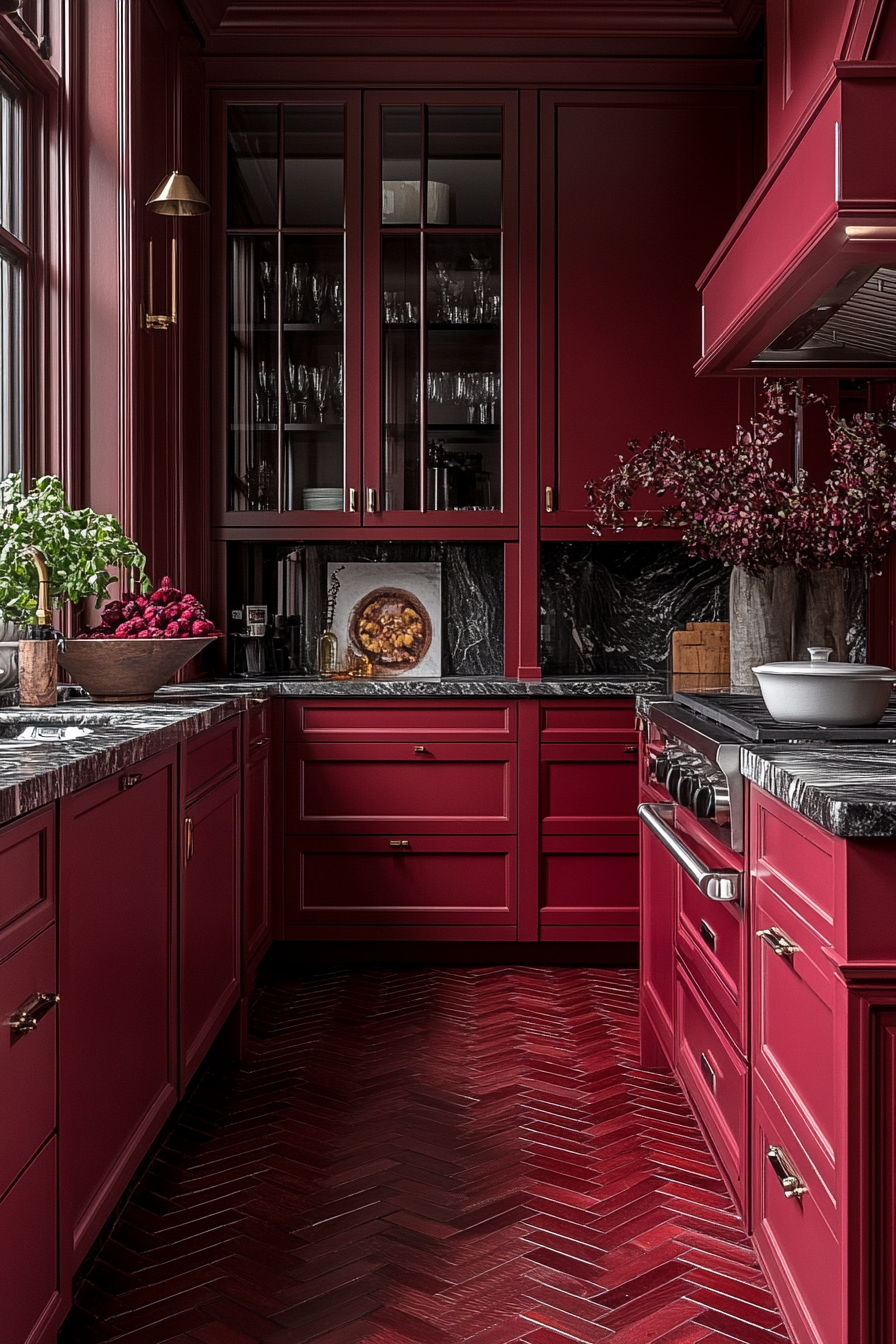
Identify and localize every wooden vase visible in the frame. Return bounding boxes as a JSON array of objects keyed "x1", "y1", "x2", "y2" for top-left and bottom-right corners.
[
  {"x1": 18, "y1": 639, "x2": 58, "y2": 707},
  {"x1": 729, "y1": 565, "x2": 849, "y2": 688}
]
